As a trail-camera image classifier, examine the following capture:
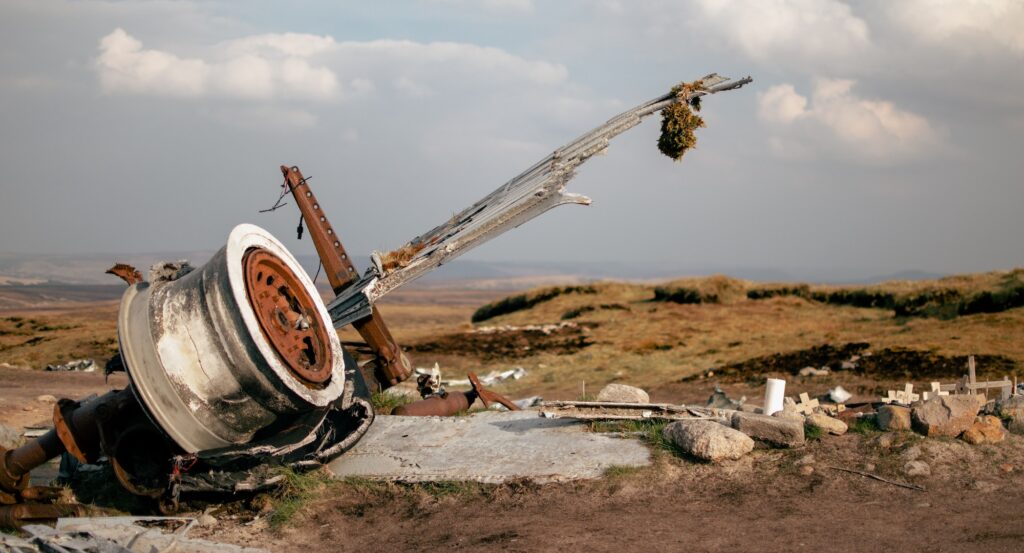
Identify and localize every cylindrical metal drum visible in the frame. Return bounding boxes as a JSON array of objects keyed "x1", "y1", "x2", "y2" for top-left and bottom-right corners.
[{"x1": 117, "y1": 223, "x2": 346, "y2": 453}]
